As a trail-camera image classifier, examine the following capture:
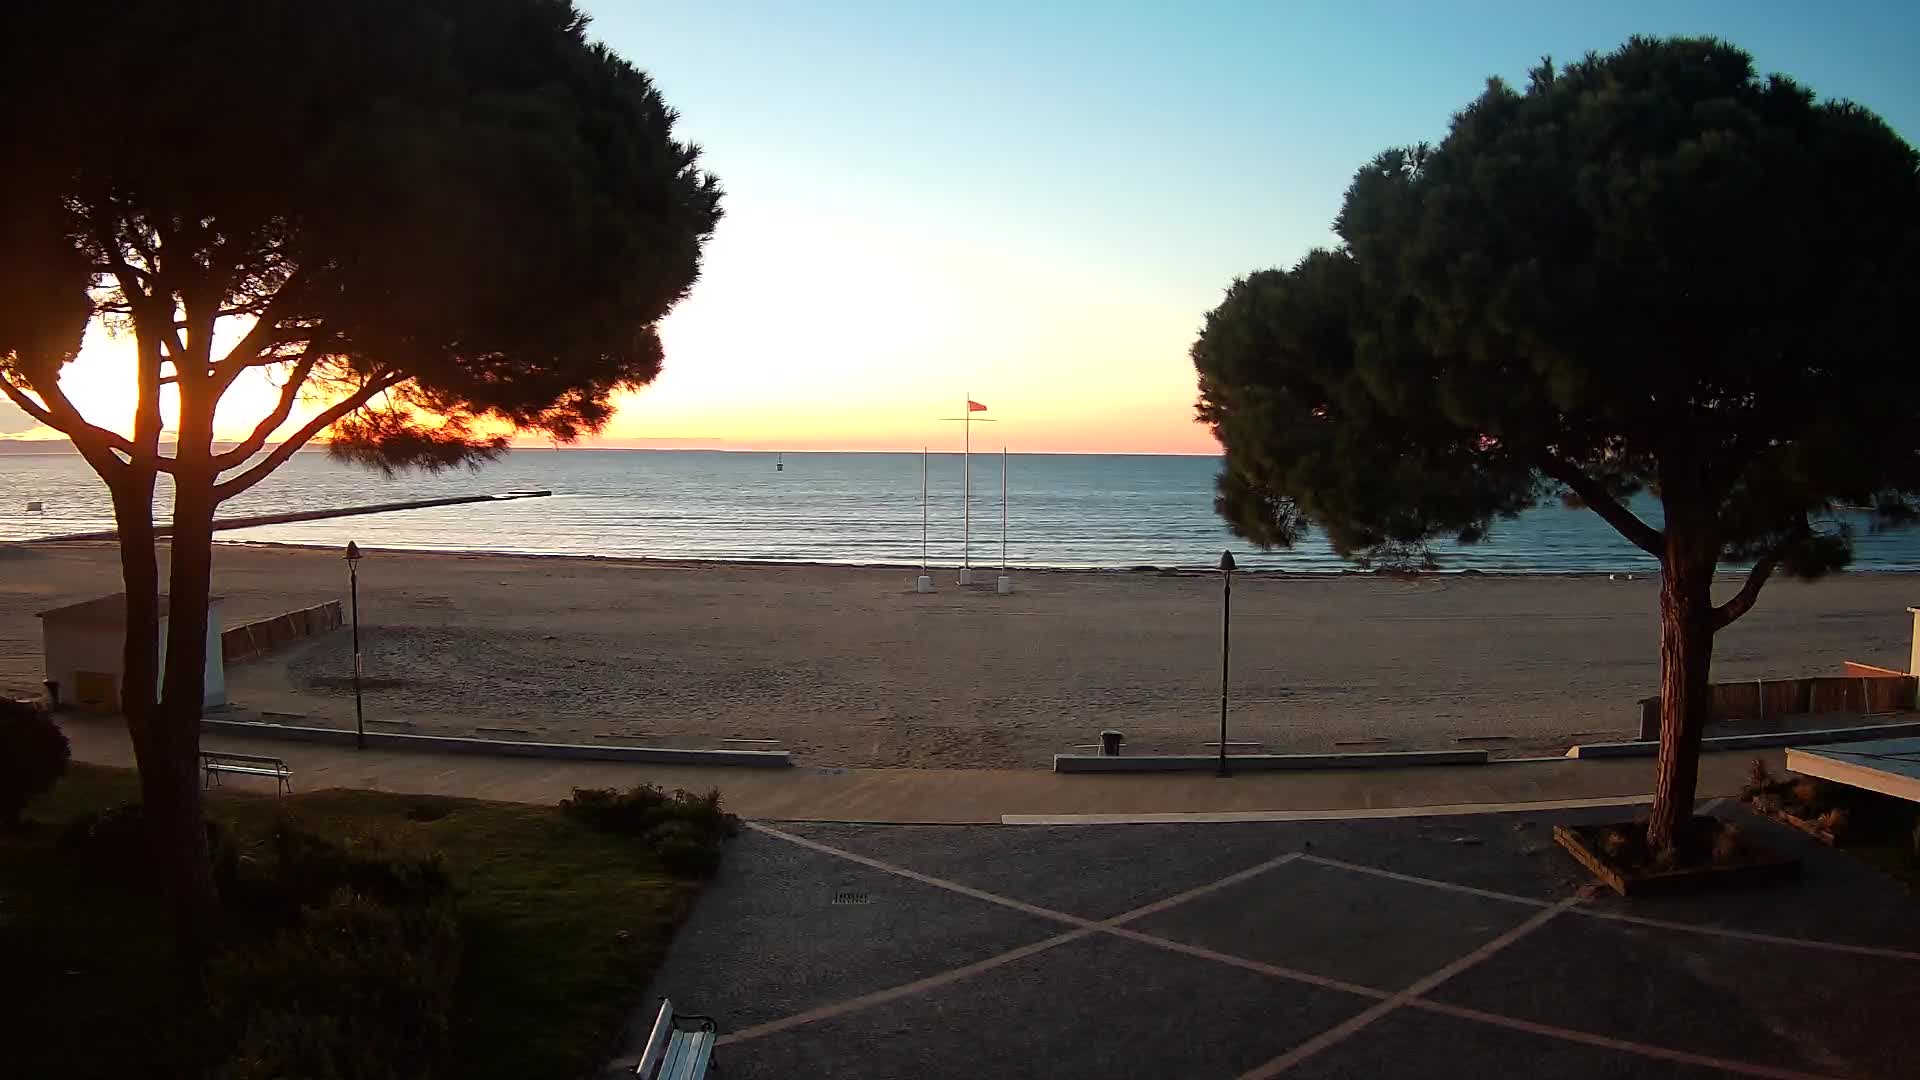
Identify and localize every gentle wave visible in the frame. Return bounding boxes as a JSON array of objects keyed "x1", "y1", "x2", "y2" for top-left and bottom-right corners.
[{"x1": 6, "y1": 449, "x2": 1920, "y2": 572}]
